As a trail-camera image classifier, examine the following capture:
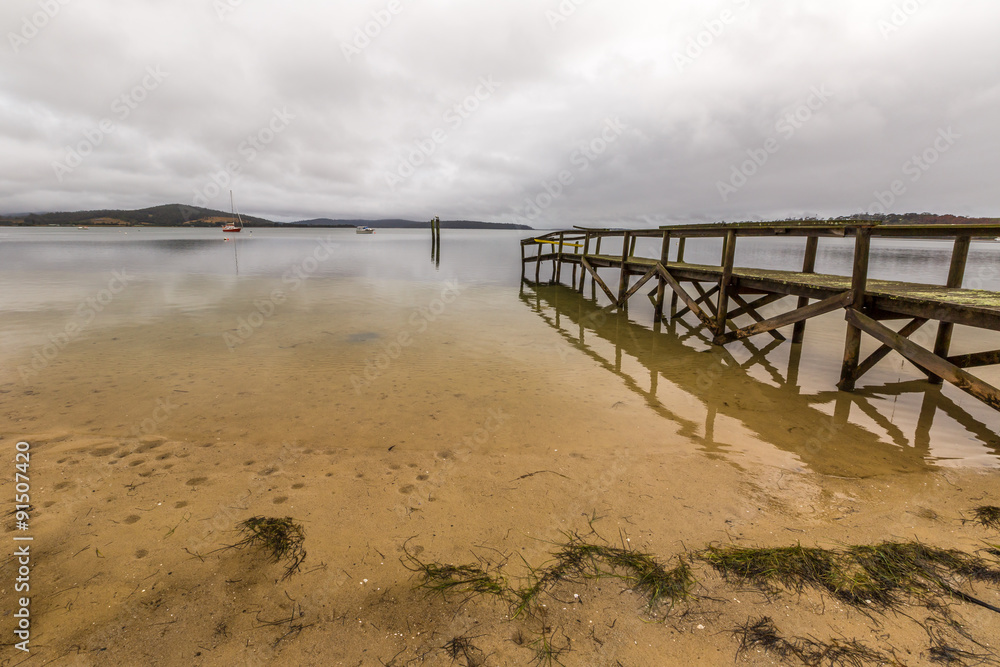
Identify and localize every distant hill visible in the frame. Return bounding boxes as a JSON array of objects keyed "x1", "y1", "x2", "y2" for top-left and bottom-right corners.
[
  {"x1": 773, "y1": 213, "x2": 1000, "y2": 226},
  {"x1": 876, "y1": 213, "x2": 1000, "y2": 226},
  {"x1": 0, "y1": 204, "x2": 280, "y2": 228},
  {"x1": 293, "y1": 218, "x2": 532, "y2": 230},
  {"x1": 0, "y1": 205, "x2": 533, "y2": 230}
]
